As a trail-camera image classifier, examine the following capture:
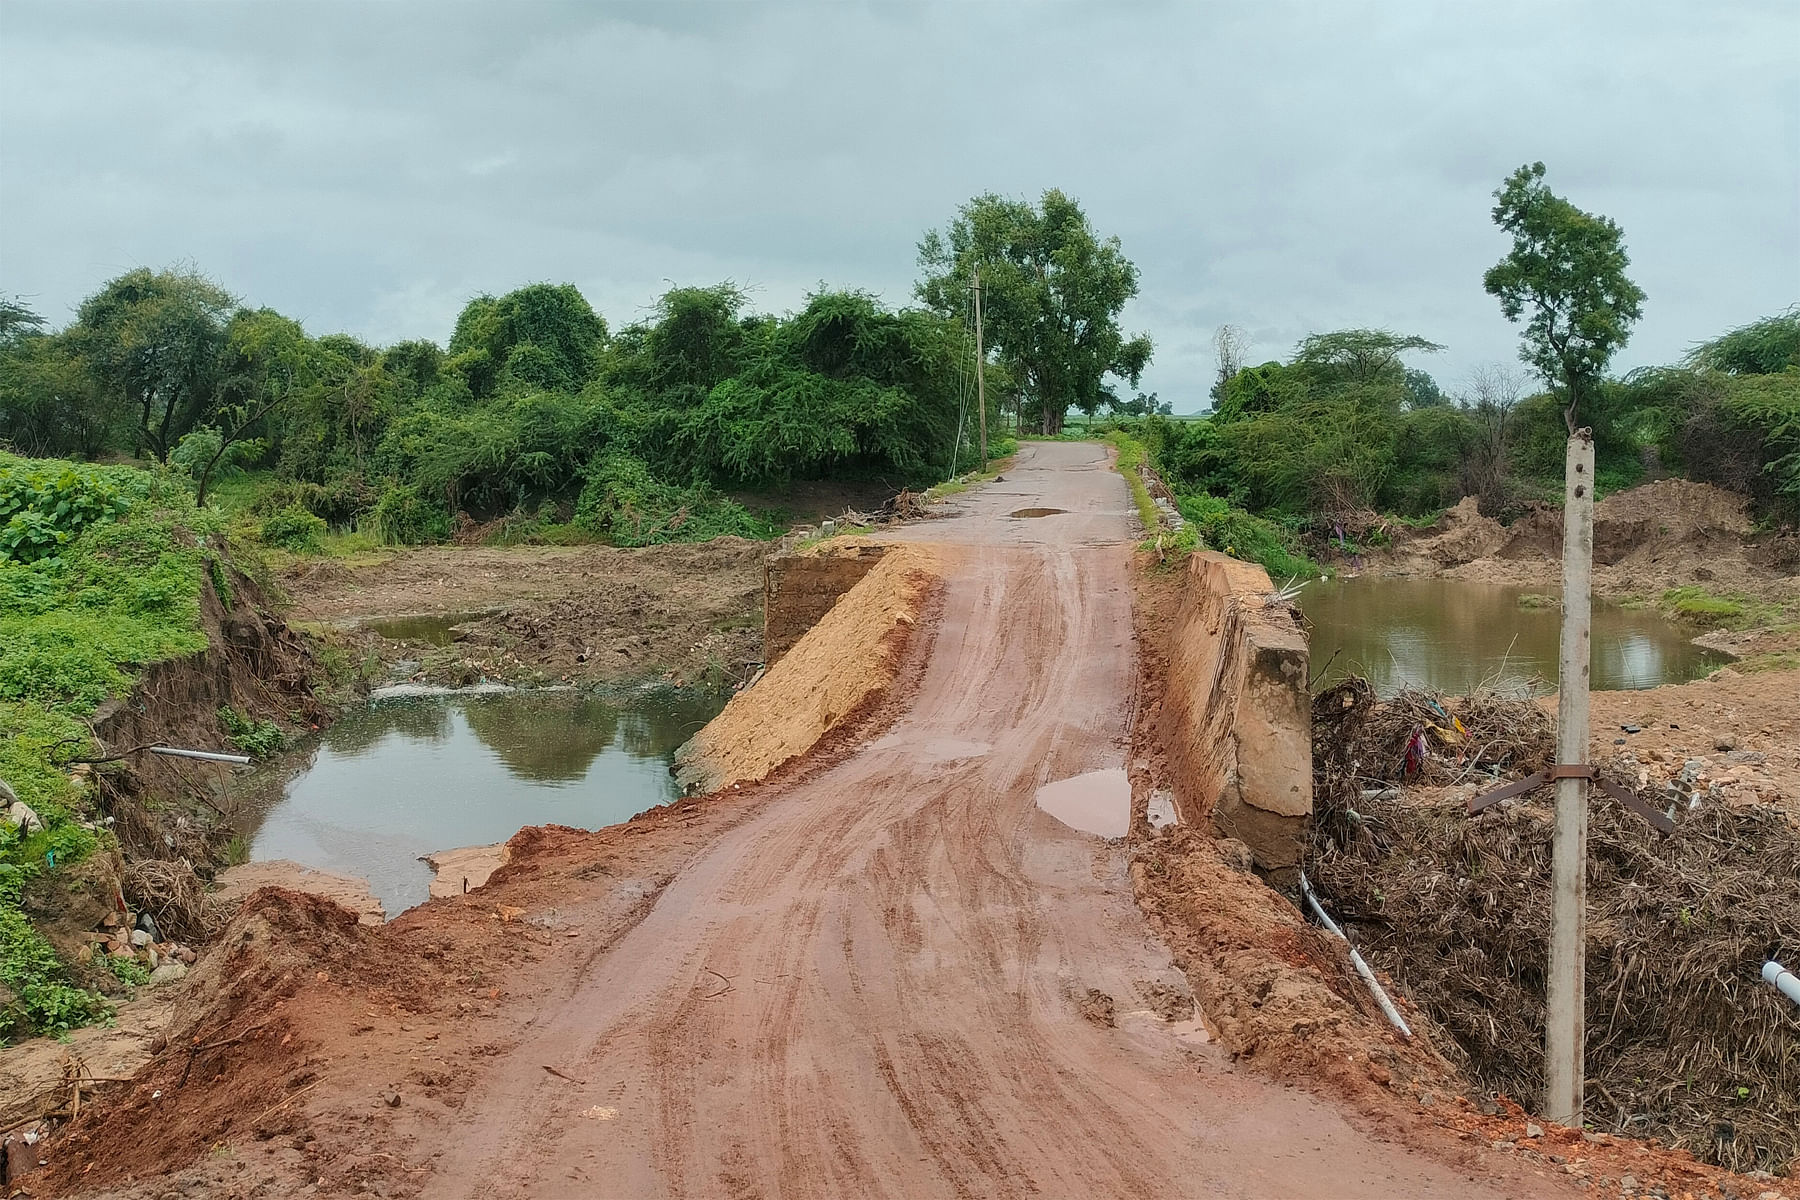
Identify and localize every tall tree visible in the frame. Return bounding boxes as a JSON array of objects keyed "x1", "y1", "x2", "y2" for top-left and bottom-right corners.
[
  {"x1": 1484, "y1": 162, "x2": 1645, "y2": 430},
  {"x1": 916, "y1": 189, "x2": 1151, "y2": 435},
  {"x1": 71, "y1": 267, "x2": 237, "y2": 461}
]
